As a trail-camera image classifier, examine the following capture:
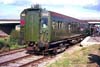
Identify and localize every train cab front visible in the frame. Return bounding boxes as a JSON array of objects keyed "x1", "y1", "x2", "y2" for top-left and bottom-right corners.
[{"x1": 20, "y1": 6, "x2": 50, "y2": 54}]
